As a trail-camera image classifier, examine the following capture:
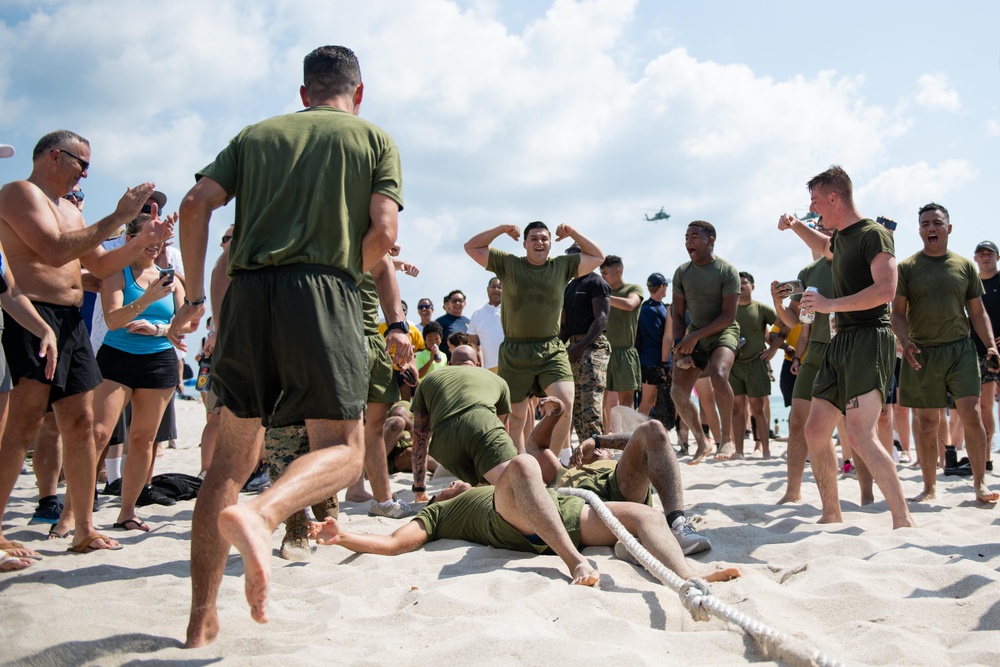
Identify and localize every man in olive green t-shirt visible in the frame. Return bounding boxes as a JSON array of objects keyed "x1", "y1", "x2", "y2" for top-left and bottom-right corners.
[
  {"x1": 890, "y1": 202, "x2": 999, "y2": 505},
  {"x1": 171, "y1": 46, "x2": 407, "y2": 646},
  {"x1": 730, "y1": 272, "x2": 779, "y2": 459},
  {"x1": 599, "y1": 255, "x2": 643, "y2": 428},
  {"x1": 779, "y1": 165, "x2": 914, "y2": 530},
  {"x1": 669, "y1": 221, "x2": 740, "y2": 464},
  {"x1": 465, "y1": 221, "x2": 605, "y2": 455}
]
